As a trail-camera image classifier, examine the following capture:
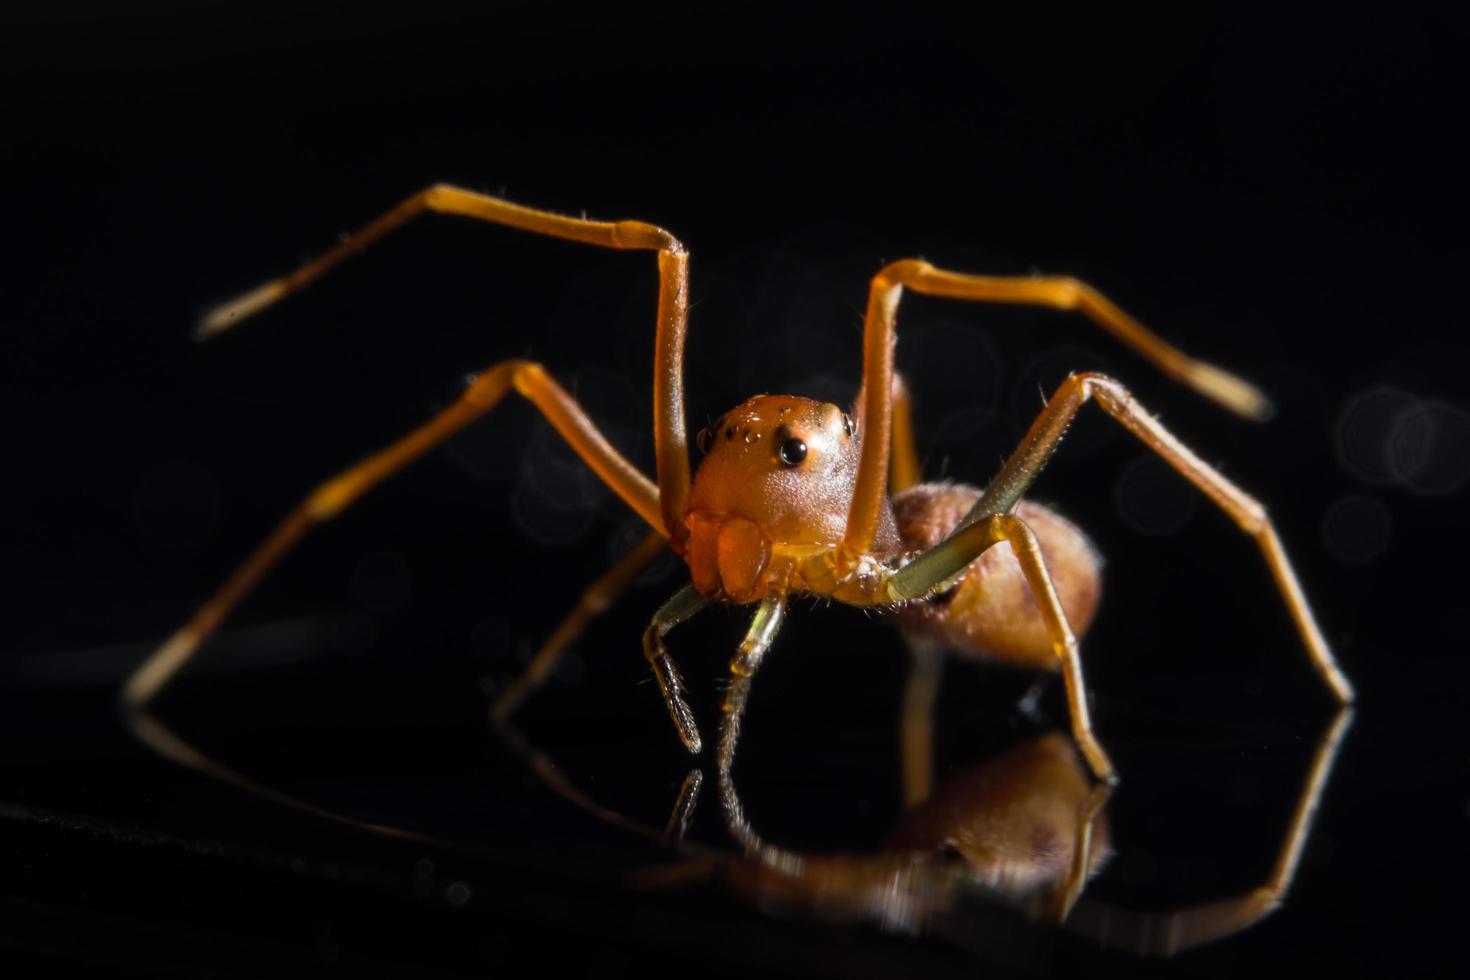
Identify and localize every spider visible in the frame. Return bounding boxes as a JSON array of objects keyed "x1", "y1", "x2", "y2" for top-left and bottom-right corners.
[{"x1": 124, "y1": 185, "x2": 1354, "y2": 787}]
